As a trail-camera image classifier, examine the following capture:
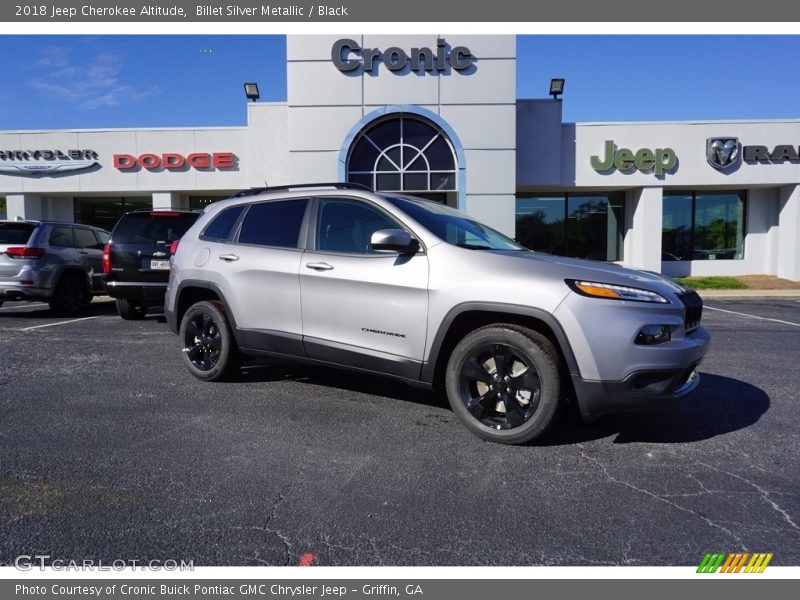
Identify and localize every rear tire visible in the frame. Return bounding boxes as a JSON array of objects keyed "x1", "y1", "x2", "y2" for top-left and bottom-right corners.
[
  {"x1": 49, "y1": 273, "x2": 89, "y2": 316},
  {"x1": 116, "y1": 298, "x2": 147, "y2": 320},
  {"x1": 179, "y1": 300, "x2": 241, "y2": 381},
  {"x1": 445, "y1": 324, "x2": 562, "y2": 445}
]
